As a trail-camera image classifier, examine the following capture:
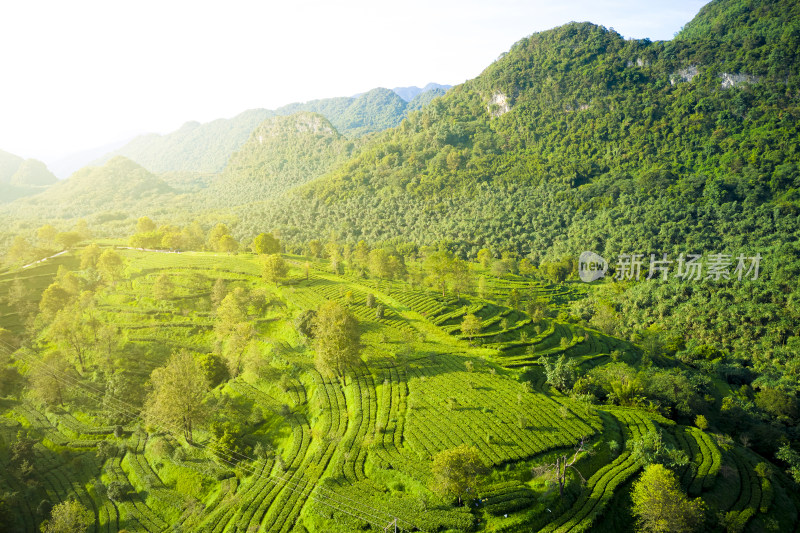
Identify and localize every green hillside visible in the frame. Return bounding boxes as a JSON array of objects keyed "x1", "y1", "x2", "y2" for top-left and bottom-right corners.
[
  {"x1": 4, "y1": 156, "x2": 175, "y2": 219},
  {"x1": 1, "y1": 1, "x2": 800, "y2": 532},
  {"x1": 205, "y1": 112, "x2": 359, "y2": 208},
  {"x1": 275, "y1": 88, "x2": 409, "y2": 138},
  {"x1": 0, "y1": 151, "x2": 58, "y2": 204},
  {"x1": 215, "y1": 0, "x2": 800, "y2": 477},
  {"x1": 9, "y1": 158, "x2": 58, "y2": 187},
  {"x1": 2, "y1": 242, "x2": 796, "y2": 532},
  {"x1": 0, "y1": 149, "x2": 25, "y2": 183},
  {"x1": 91, "y1": 109, "x2": 276, "y2": 174},
  {"x1": 91, "y1": 87, "x2": 450, "y2": 176}
]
